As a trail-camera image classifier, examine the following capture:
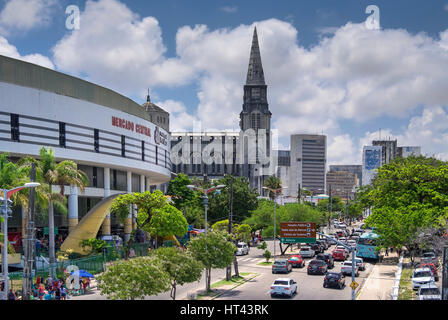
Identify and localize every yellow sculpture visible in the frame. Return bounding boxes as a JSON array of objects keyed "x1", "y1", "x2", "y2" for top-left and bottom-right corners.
[{"x1": 60, "y1": 194, "x2": 123, "y2": 255}]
